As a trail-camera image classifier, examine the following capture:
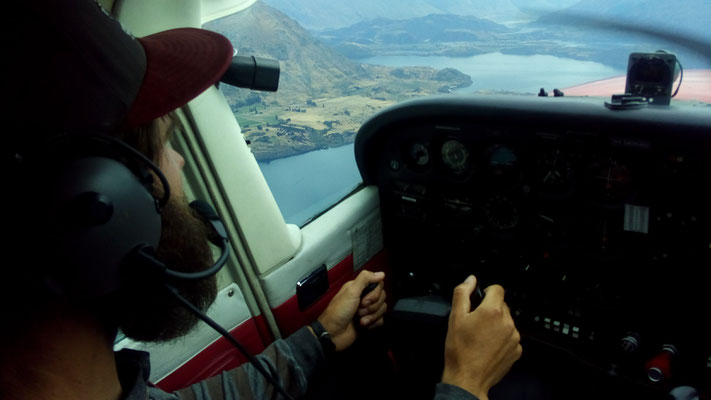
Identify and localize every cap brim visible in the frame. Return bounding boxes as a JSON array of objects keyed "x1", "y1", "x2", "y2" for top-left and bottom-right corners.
[{"x1": 126, "y1": 28, "x2": 233, "y2": 127}]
